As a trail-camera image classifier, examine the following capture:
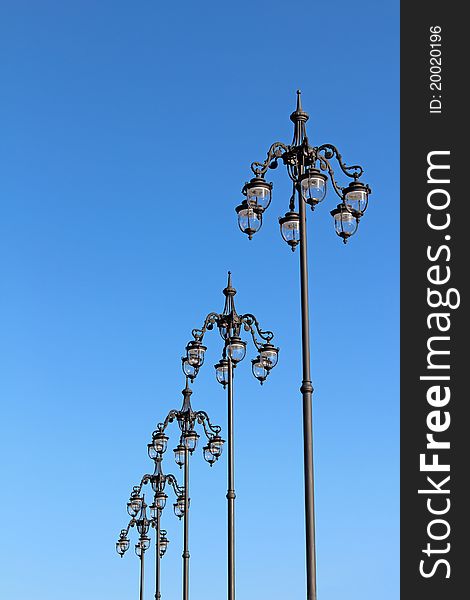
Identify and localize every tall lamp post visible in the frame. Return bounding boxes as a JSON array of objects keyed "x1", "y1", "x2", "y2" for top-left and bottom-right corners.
[
  {"x1": 180, "y1": 273, "x2": 279, "y2": 600},
  {"x1": 235, "y1": 91, "x2": 371, "y2": 600},
  {"x1": 116, "y1": 456, "x2": 183, "y2": 600},
  {"x1": 152, "y1": 380, "x2": 224, "y2": 600}
]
